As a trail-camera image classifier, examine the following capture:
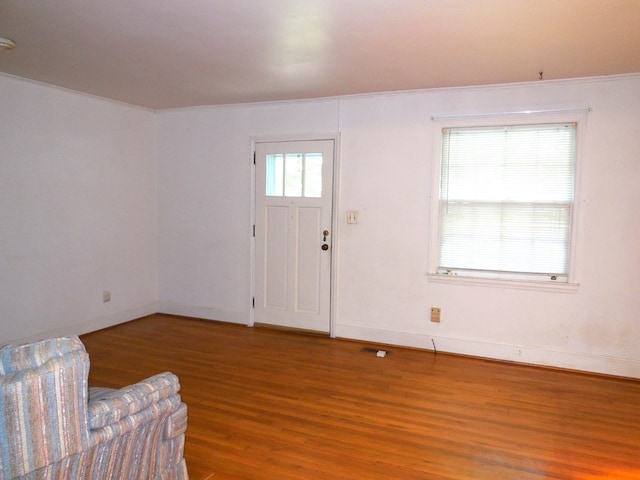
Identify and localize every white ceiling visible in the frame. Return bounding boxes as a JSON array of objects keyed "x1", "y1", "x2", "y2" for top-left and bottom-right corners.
[{"x1": 1, "y1": 0, "x2": 639, "y2": 110}]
